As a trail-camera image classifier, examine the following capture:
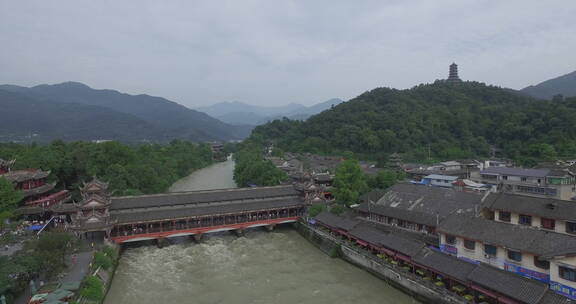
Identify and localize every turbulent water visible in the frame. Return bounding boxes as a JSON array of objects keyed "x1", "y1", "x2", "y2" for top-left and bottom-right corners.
[{"x1": 104, "y1": 158, "x2": 416, "y2": 304}]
